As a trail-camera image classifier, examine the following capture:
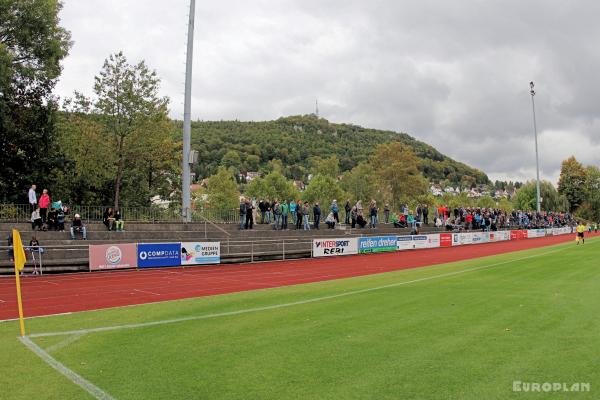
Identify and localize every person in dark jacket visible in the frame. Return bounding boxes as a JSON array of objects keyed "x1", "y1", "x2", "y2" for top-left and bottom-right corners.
[
  {"x1": 423, "y1": 205, "x2": 429, "y2": 225},
  {"x1": 258, "y1": 200, "x2": 266, "y2": 224},
  {"x1": 245, "y1": 199, "x2": 254, "y2": 229},
  {"x1": 239, "y1": 199, "x2": 247, "y2": 230},
  {"x1": 313, "y1": 203, "x2": 321, "y2": 230},
  {"x1": 344, "y1": 200, "x2": 351, "y2": 224}
]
